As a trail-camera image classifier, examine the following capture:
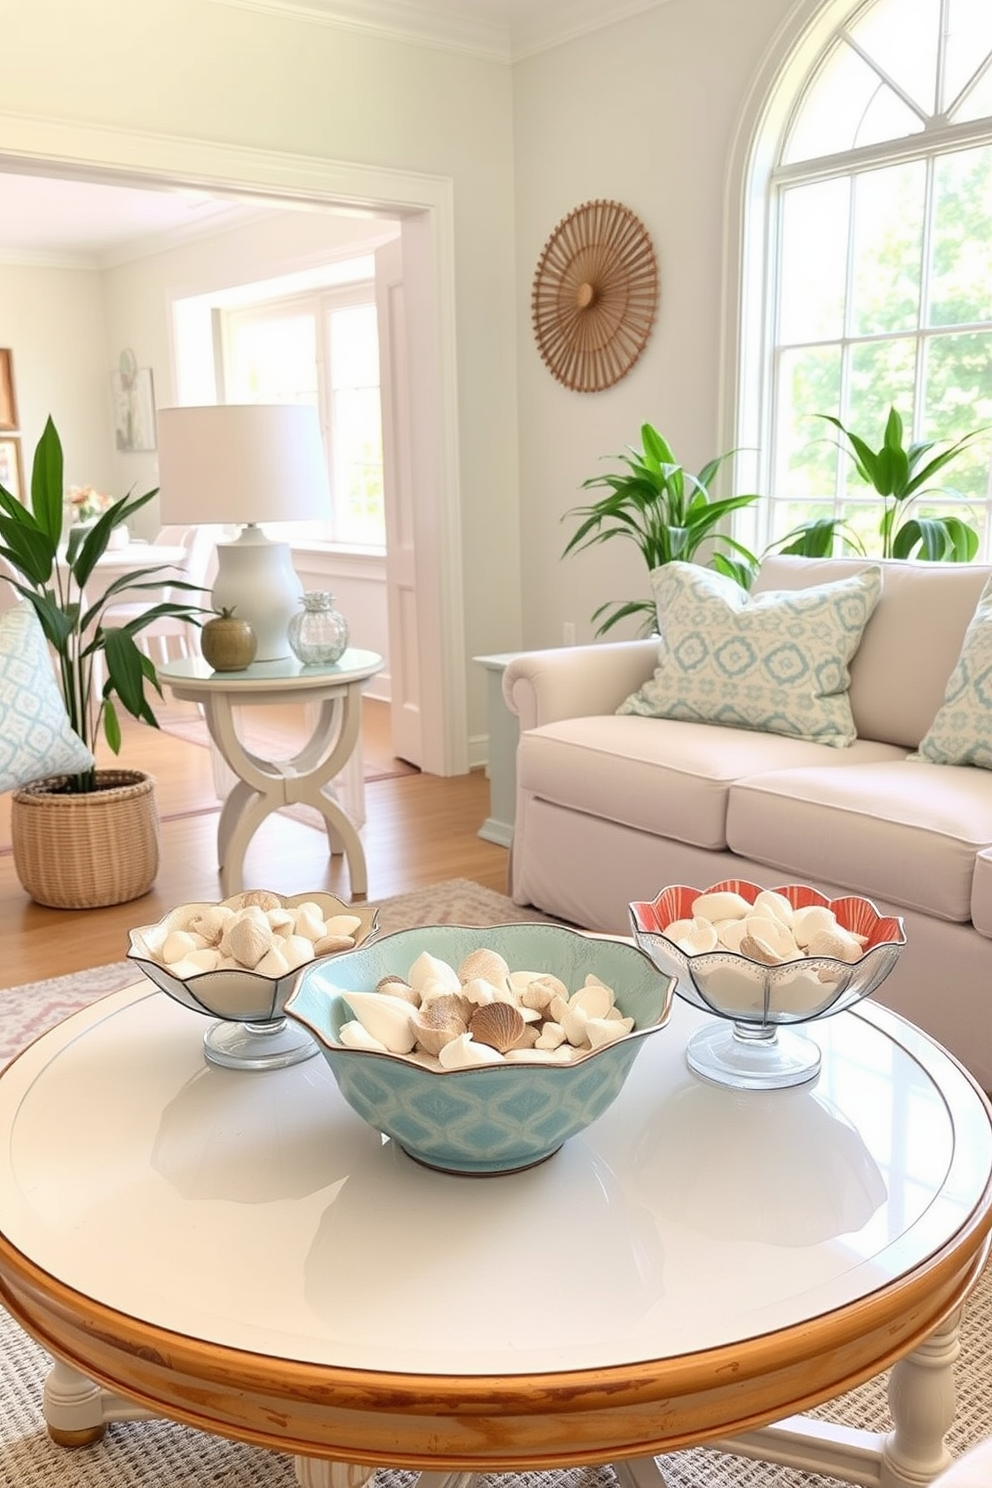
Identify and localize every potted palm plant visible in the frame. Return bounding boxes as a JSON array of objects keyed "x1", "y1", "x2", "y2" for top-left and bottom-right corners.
[
  {"x1": 771, "y1": 406, "x2": 986, "y2": 561},
  {"x1": 563, "y1": 422, "x2": 761, "y2": 636},
  {"x1": 0, "y1": 416, "x2": 207, "y2": 908}
]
